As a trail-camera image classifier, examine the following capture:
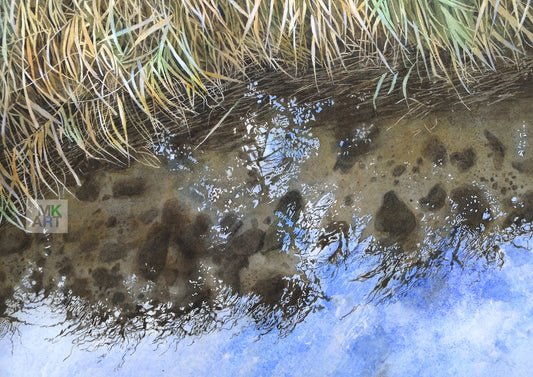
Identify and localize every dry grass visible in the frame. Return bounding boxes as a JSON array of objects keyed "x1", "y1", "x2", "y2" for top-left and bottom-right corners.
[{"x1": 1, "y1": 0, "x2": 532, "y2": 225}]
